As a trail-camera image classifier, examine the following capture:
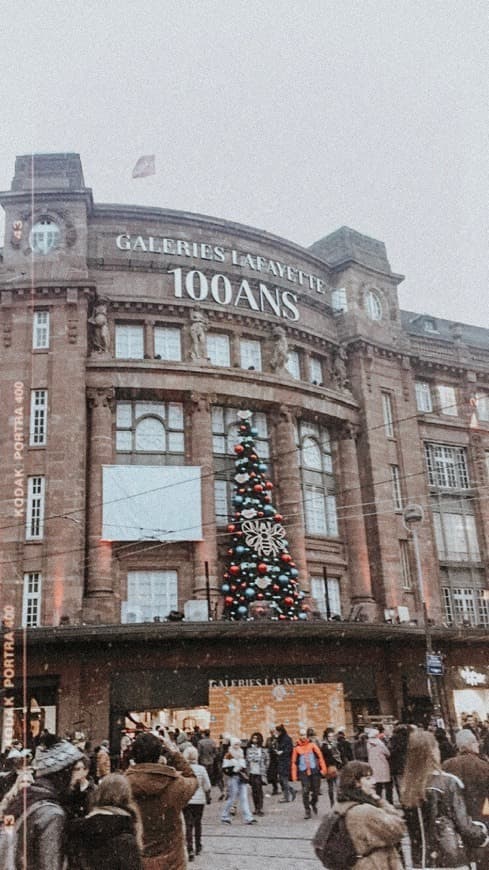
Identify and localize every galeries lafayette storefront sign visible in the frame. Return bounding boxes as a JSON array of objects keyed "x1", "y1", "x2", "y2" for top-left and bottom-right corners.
[{"x1": 115, "y1": 234, "x2": 329, "y2": 322}]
